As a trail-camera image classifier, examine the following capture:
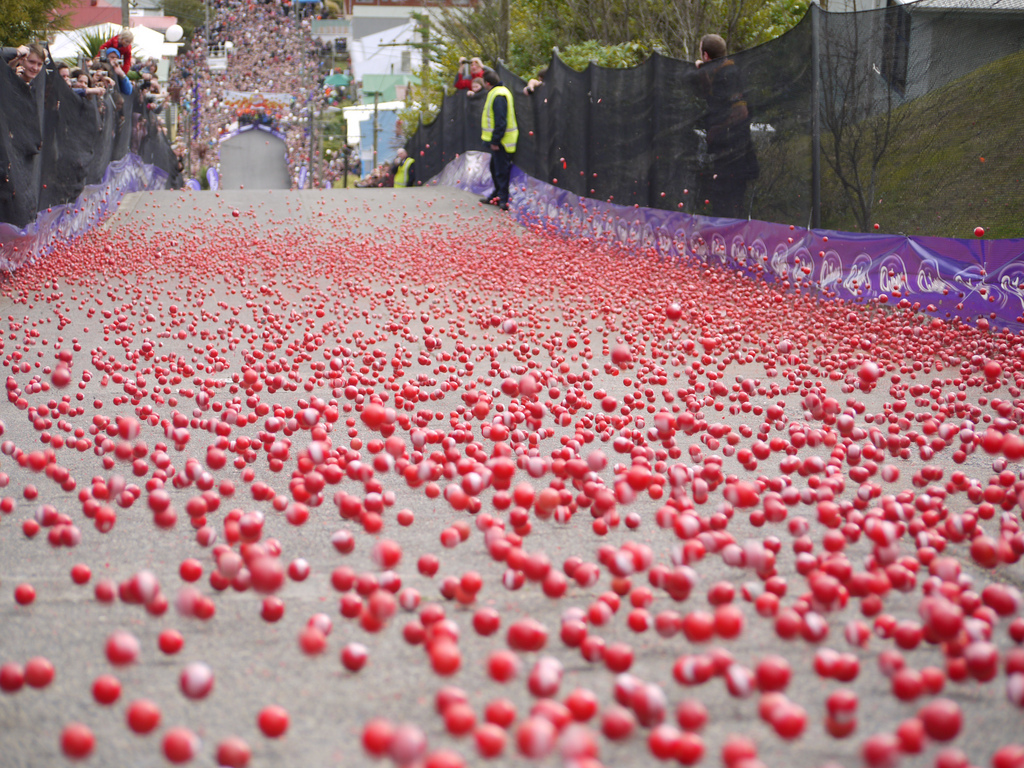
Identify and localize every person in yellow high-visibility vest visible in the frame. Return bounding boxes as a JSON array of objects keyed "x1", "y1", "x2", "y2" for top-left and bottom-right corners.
[
  {"x1": 391, "y1": 148, "x2": 415, "y2": 187},
  {"x1": 479, "y1": 70, "x2": 517, "y2": 211}
]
